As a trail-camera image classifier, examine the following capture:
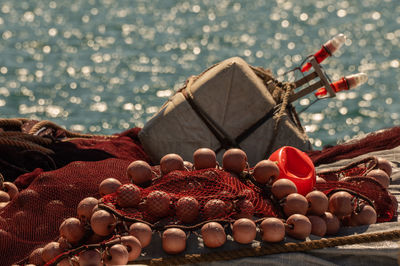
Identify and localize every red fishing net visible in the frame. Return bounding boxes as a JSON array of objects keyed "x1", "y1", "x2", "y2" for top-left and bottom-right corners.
[
  {"x1": 315, "y1": 156, "x2": 397, "y2": 223},
  {"x1": 307, "y1": 126, "x2": 400, "y2": 166},
  {"x1": 0, "y1": 123, "x2": 149, "y2": 266},
  {"x1": 0, "y1": 120, "x2": 398, "y2": 265},
  {"x1": 101, "y1": 167, "x2": 276, "y2": 225}
]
